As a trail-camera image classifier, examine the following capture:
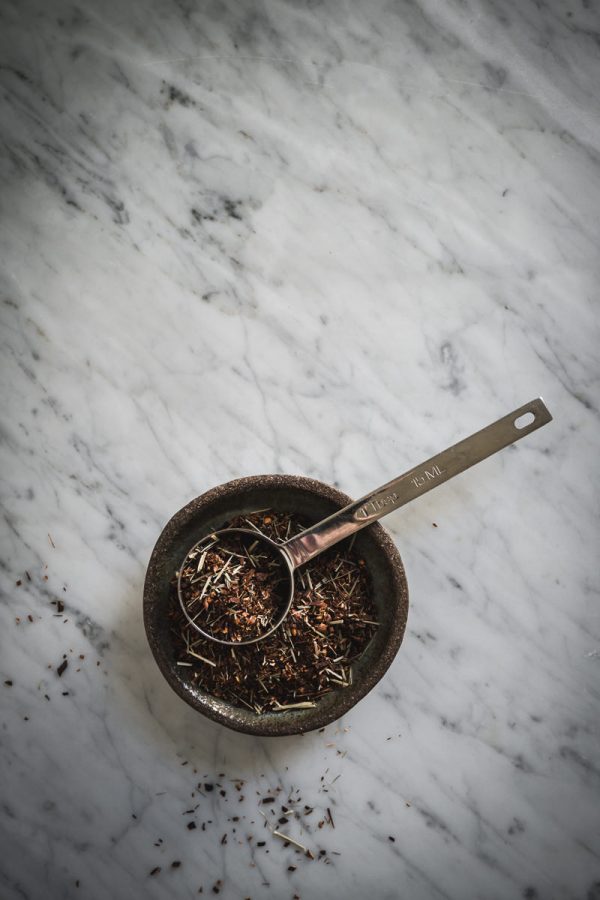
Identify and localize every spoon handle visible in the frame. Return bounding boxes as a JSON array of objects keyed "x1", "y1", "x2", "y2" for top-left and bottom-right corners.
[{"x1": 283, "y1": 398, "x2": 552, "y2": 569}]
